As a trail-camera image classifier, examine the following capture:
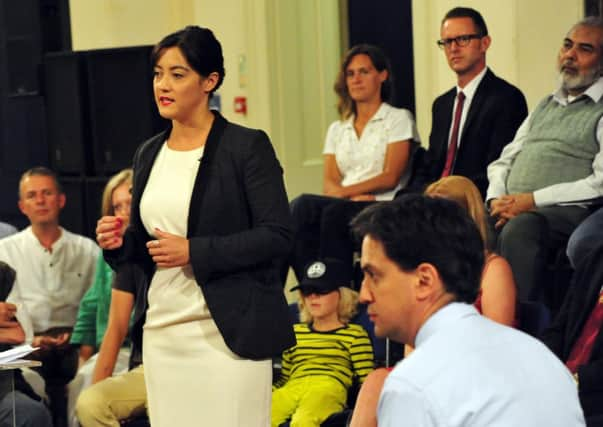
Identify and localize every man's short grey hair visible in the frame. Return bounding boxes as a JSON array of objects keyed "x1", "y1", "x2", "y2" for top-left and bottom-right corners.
[
  {"x1": 571, "y1": 16, "x2": 603, "y2": 48},
  {"x1": 570, "y1": 16, "x2": 603, "y2": 73}
]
